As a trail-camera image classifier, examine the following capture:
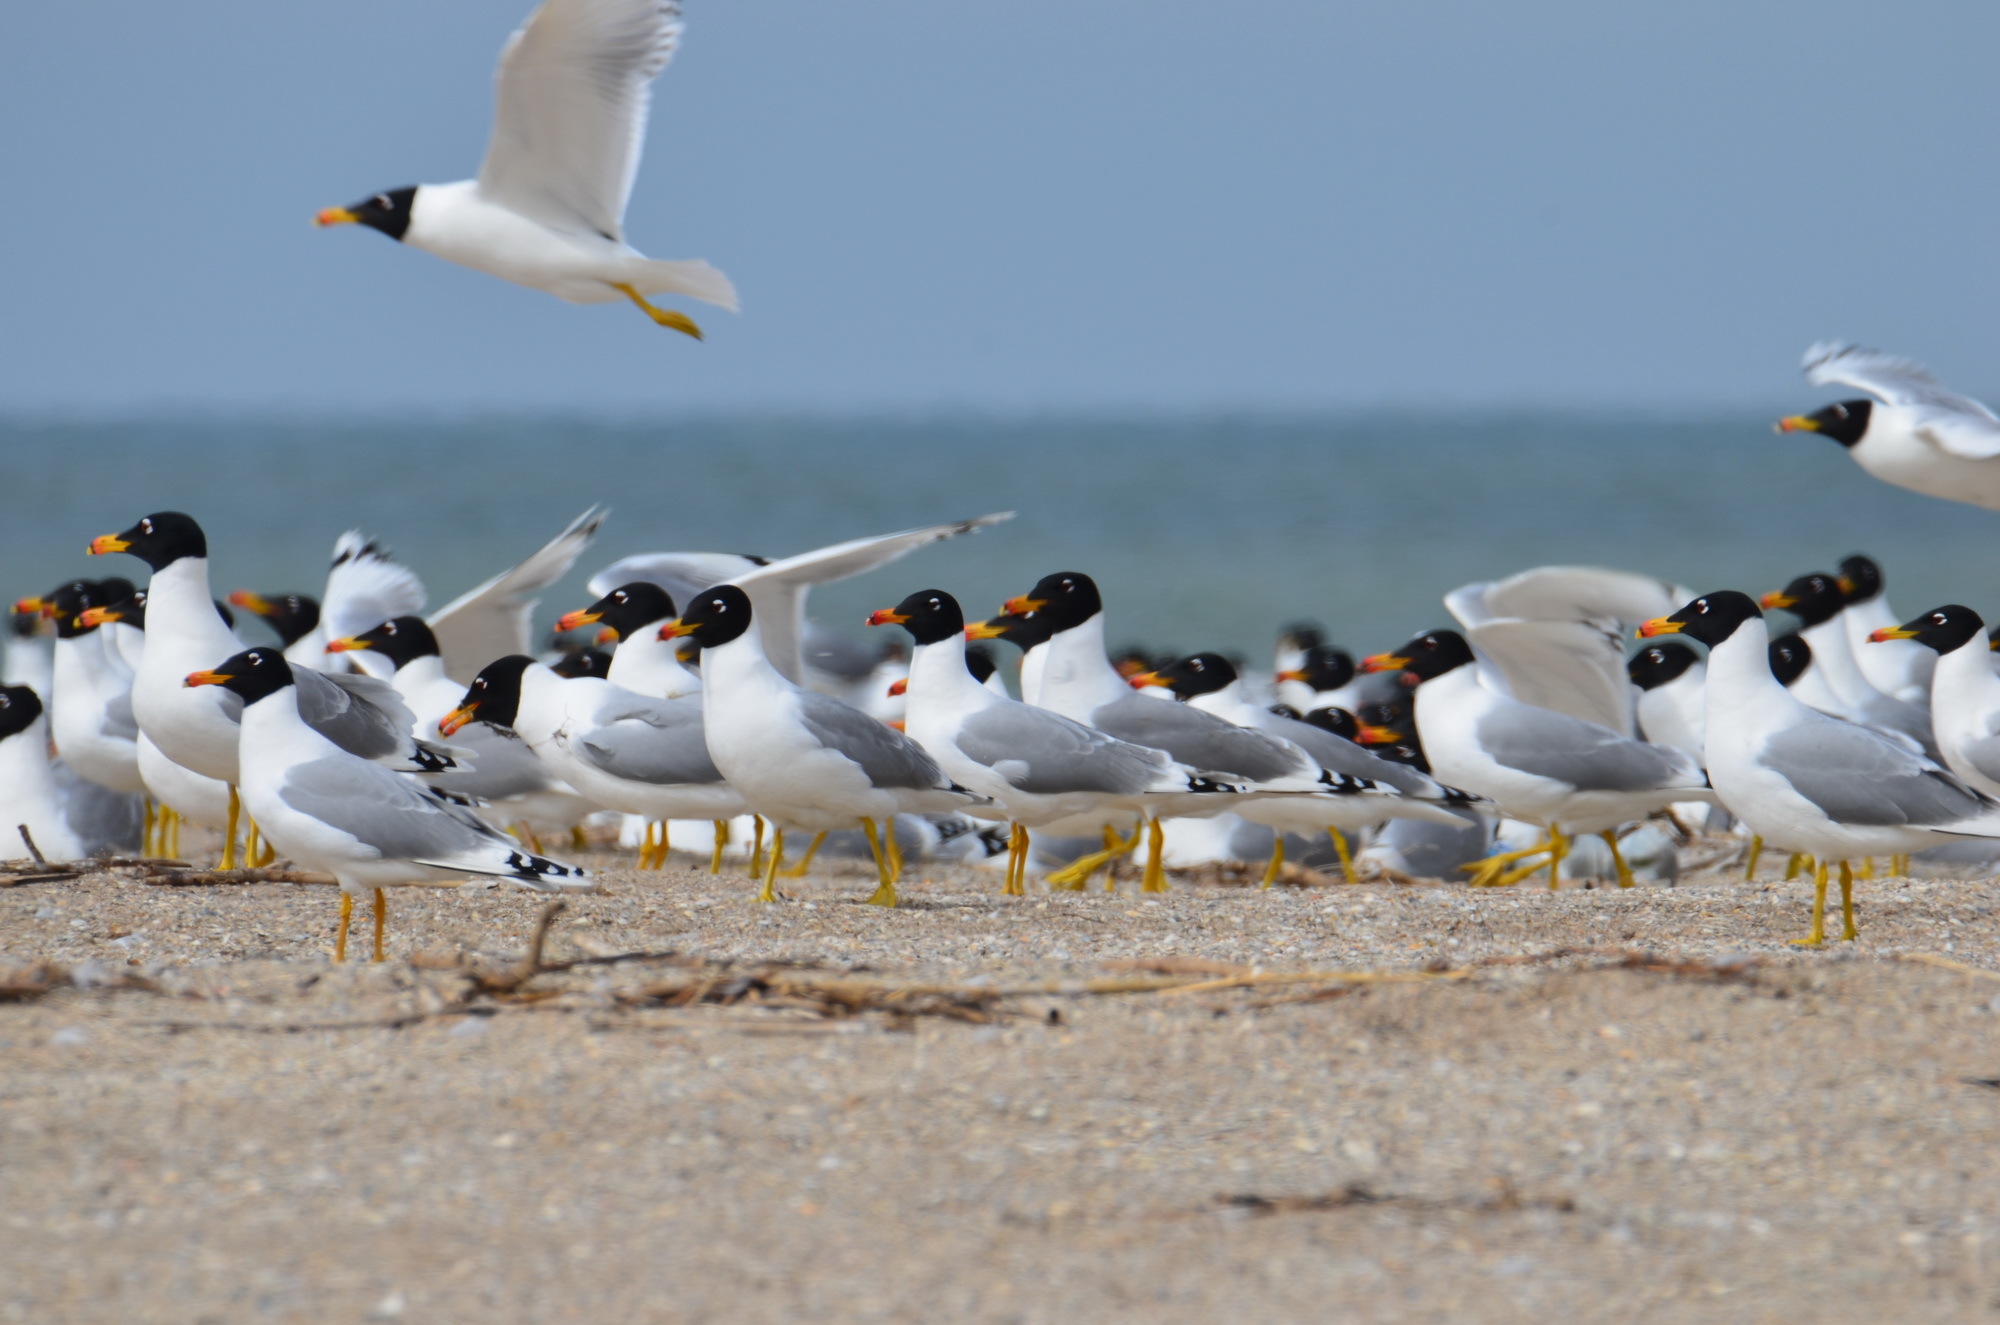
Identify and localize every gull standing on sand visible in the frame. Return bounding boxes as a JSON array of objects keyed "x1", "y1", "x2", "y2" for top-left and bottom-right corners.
[
  {"x1": 1642, "y1": 593, "x2": 2000, "y2": 945},
  {"x1": 554, "y1": 583, "x2": 701, "y2": 699},
  {"x1": 1777, "y1": 343, "x2": 2000, "y2": 510},
  {"x1": 317, "y1": 0, "x2": 734, "y2": 337},
  {"x1": 20, "y1": 580, "x2": 146, "y2": 799},
  {"x1": 1362, "y1": 630, "x2": 1711, "y2": 889},
  {"x1": 0, "y1": 686, "x2": 84, "y2": 861},
  {"x1": 1759, "y1": 571, "x2": 1935, "y2": 757},
  {"x1": 661, "y1": 585, "x2": 990, "y2": 905},
  {"x1": 188, "y1": 649, "x2": 591, "y2": 962},
  {"x1": 1869, "y1": 605, "x2": 2000, "y2": 801}
]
